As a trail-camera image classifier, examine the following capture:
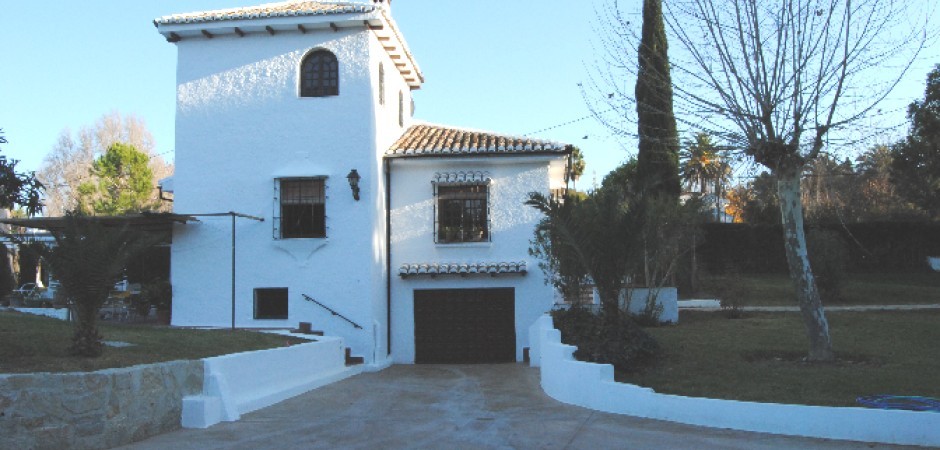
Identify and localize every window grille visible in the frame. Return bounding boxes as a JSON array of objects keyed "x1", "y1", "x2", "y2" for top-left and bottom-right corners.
[
  {"x1": 301, "y1": 50, "x2": 339, "y2": 97},
  {"x1": 435, "y1": 184, "x2": 490, "y2": 243},
  {"x1": 275, "y1": 178, "x2": 326, "y2": 239}
]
